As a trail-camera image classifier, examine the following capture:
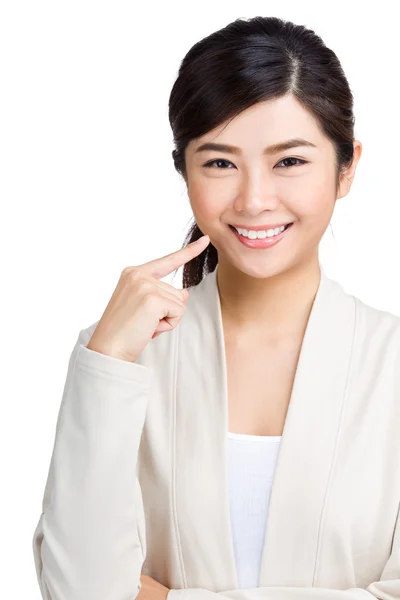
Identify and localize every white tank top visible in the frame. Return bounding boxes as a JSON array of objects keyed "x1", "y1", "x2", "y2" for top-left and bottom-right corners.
[{"x1": 227, "y1": 431, "x2": 282, "y2": 589}]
